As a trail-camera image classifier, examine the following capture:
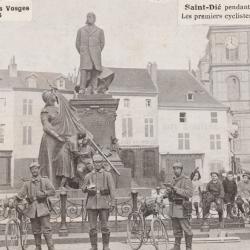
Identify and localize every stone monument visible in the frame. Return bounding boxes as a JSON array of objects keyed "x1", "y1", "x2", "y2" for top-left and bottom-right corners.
[{"x1": 72, "y1": 12, "x2": 131, "y2": 188}]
